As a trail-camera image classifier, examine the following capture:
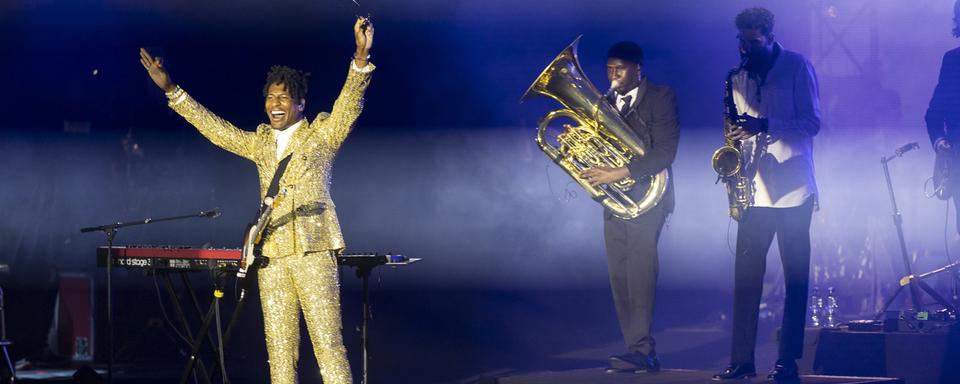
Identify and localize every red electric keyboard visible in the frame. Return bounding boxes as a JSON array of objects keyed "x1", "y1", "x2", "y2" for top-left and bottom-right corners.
[
  {"x1": 97, "y1": 246, "x2": 417, "y2": 271},
  {"x1": 95, "y1": 244, "x2": 417, "y2": 384},
  {"x1": 97, "y1": 246, "x2": 242, "y2": 270}
]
